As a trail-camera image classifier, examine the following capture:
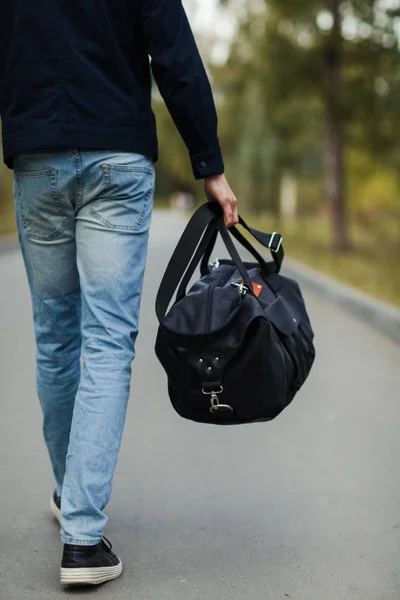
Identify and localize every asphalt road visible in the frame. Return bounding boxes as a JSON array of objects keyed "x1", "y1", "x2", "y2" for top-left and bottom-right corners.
[{"x1": 1, "y1": 211, "x2": 400, "y2": 600}]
